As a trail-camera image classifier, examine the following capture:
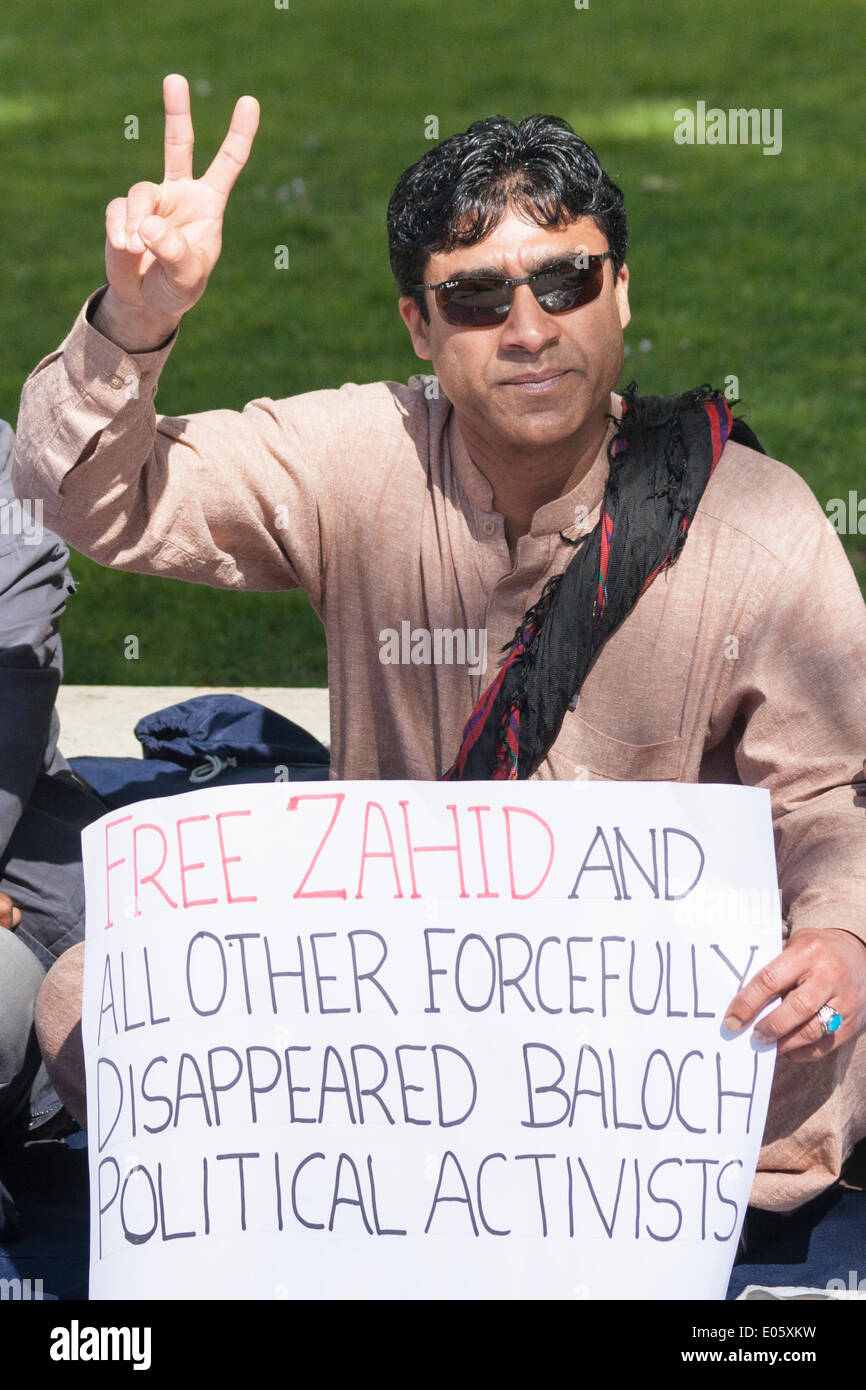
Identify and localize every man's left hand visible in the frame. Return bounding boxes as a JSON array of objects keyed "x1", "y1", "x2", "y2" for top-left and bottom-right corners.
[{"x1": 724, "y1": 927, "x2": 866, "y2": 1062}]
